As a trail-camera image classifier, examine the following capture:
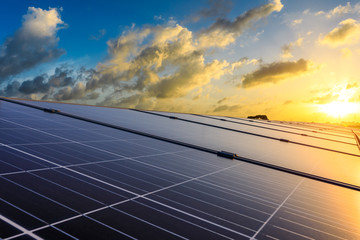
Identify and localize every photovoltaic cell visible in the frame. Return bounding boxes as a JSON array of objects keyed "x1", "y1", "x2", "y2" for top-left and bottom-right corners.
[
  {"x1": 0, "y1": 98, "x2": 359, "y2": 240},
  {"x1": 10, "y1": 99, "x2": 360, "y2": 187},
  {"x1": 144, "y1": 110, "x2": 359, "y2": 153}
]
